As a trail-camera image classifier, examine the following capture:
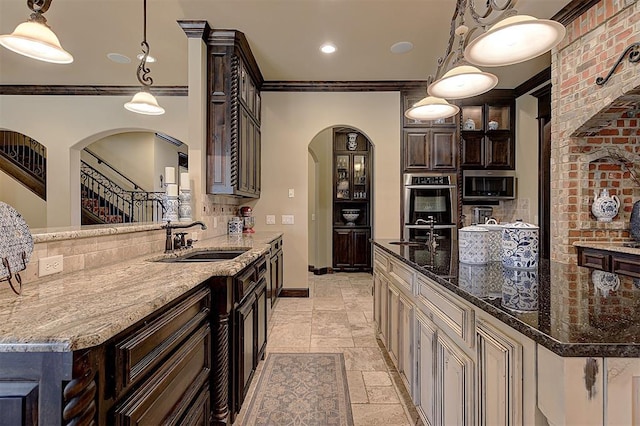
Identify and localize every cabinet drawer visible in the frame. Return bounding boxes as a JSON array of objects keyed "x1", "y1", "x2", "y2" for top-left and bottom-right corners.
[
  {"x1": 256, "y1": 255, "x2": 268, "y2": 280},
  {"x1": 389, "y1": 258, "x2": 414, "y2": 294},
  {"x1": 271, "y1": 237, "x2": 282, "y2": 253},
  {"x1": 373, "y1": 247, "x2": 389, "y2": 273},
  {"x1": 114, "y1": 324, "x2": 211, "y2": 425},
  {"x1": 612, "y1": 255, "x2": 640, "y2": 278},
  {"x1": 114, "y1": 287, "x2": 210, "y2": 394},
  {"x1": 417, "y1": 276, "x2": 472, "y2": 345},
  {"x1": 578, "y1": 248, "x2": 610, "y2": 270},
  {"x1": 235, "y1": 265, "x2": 257, "y2": 304}
]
